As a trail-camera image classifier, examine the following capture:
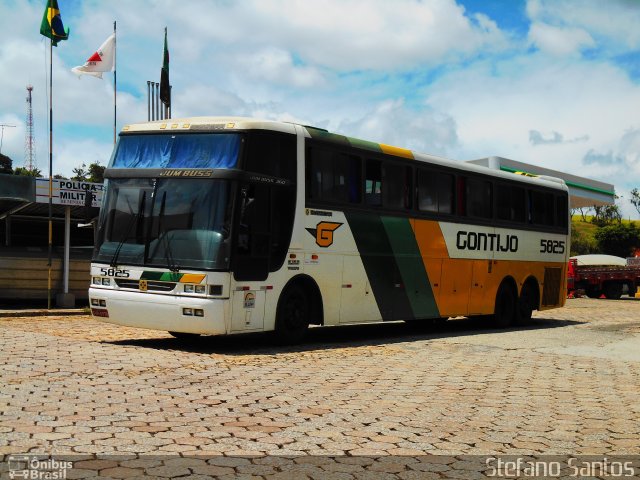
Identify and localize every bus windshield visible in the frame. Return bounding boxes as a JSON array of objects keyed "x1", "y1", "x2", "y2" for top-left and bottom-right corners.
[{"x1": 93, "y1": 178, "x2": 232, "y2": 270}]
